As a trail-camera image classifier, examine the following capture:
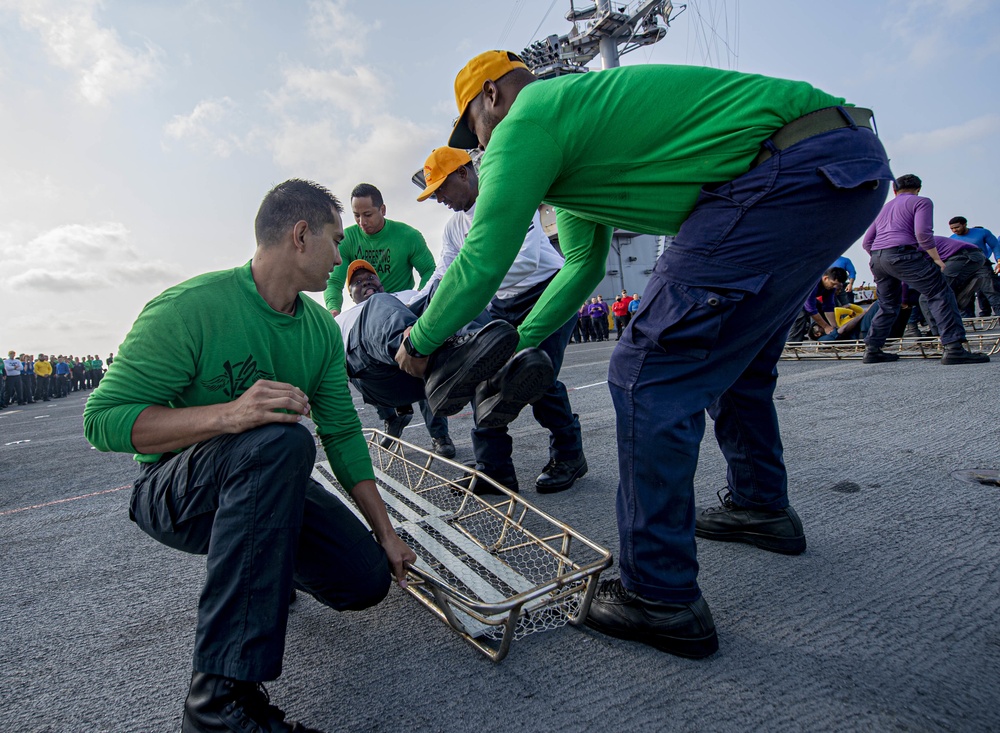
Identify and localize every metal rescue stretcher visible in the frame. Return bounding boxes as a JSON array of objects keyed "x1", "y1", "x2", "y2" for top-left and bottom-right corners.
[
  {"x1": 312, "y1": 429, "x2": 613, "y2": 662},
  {"x1": 780, "y1": 314, "x2": 1000, "y2": 360},
  {"x1": 781, "y1": 332, "x2": 1000, "y2": 361}
]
